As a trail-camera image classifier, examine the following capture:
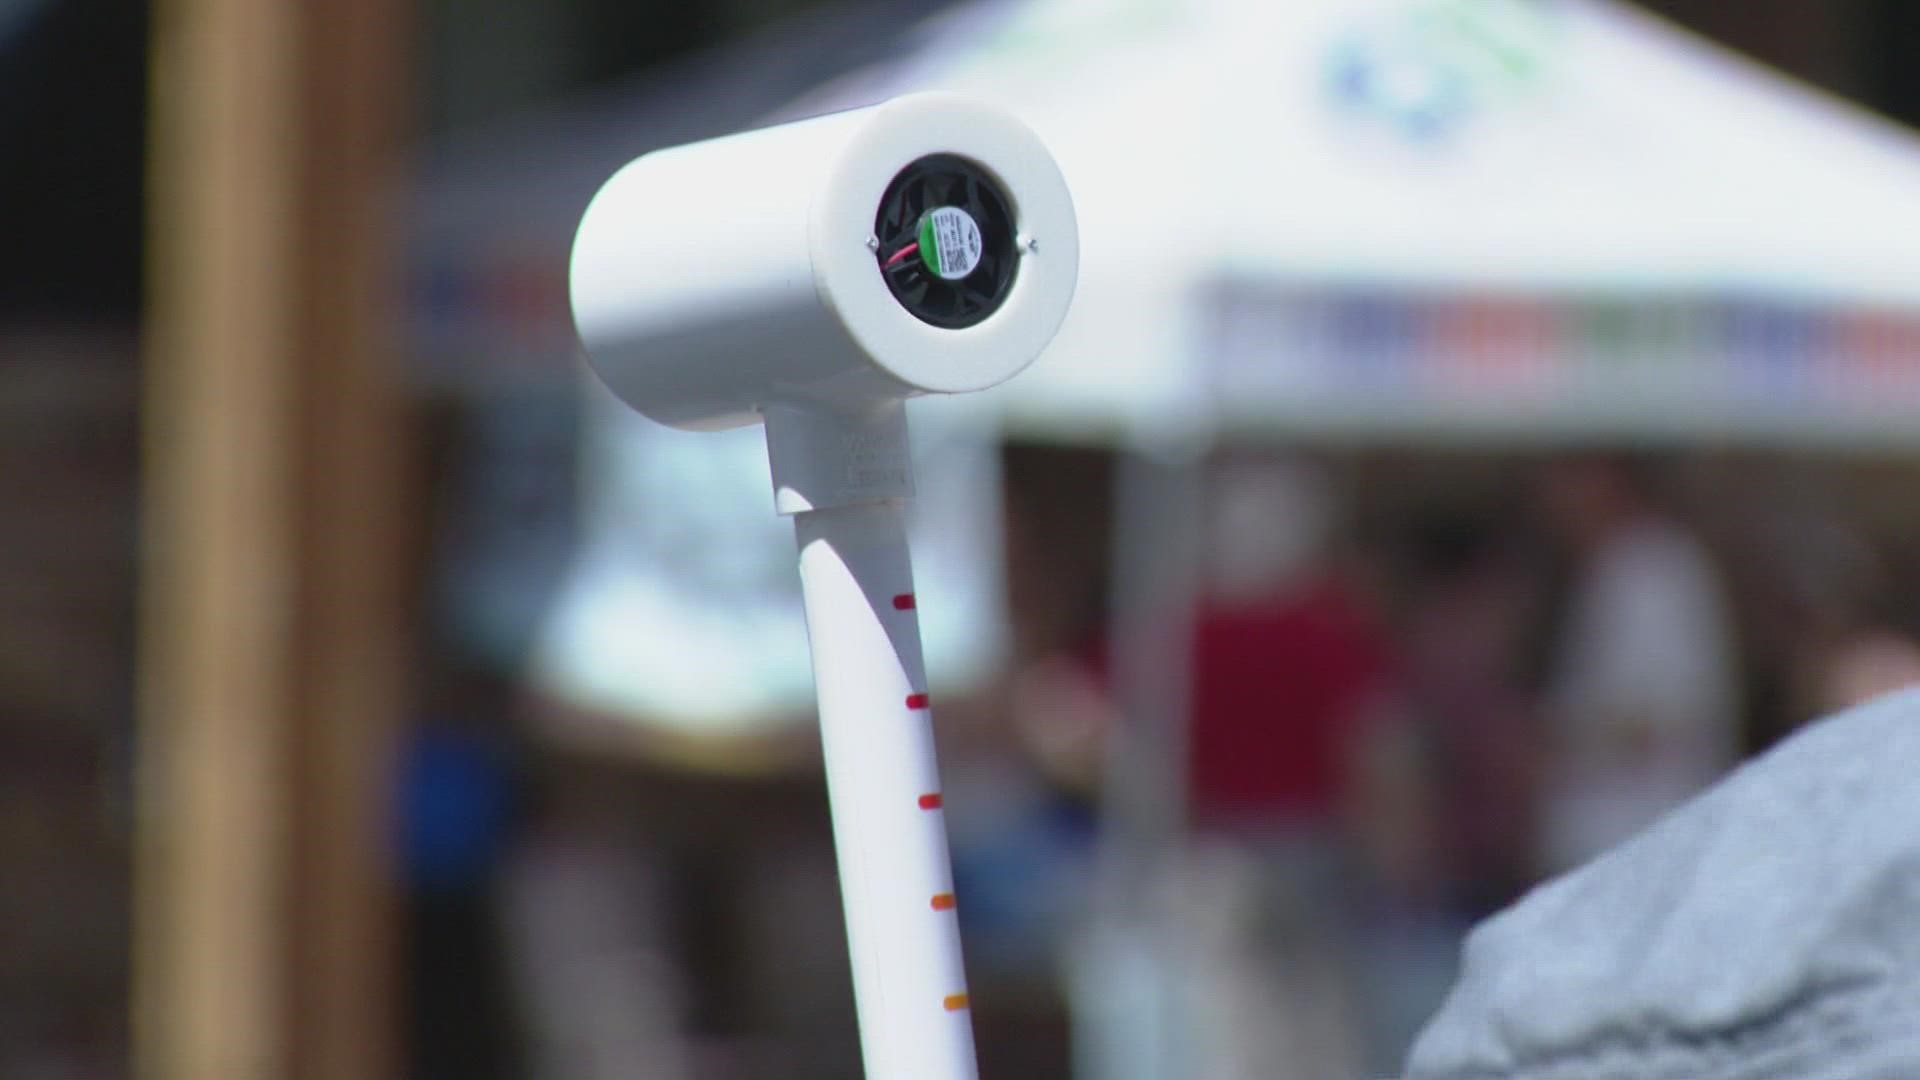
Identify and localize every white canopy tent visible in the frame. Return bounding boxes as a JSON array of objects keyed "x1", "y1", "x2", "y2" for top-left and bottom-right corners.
[{"x1": 407, "y1": 0, "x2": 1920, "y2": 746}]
